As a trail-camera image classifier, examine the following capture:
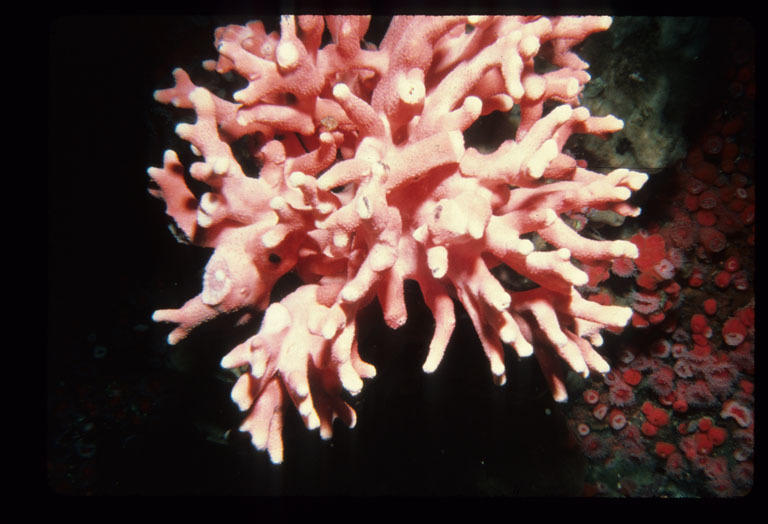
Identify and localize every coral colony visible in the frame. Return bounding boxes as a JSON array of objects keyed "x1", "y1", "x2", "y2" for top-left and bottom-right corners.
[{"x1": 148, "y1": 15, "x2": 653, "y2": 465}]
